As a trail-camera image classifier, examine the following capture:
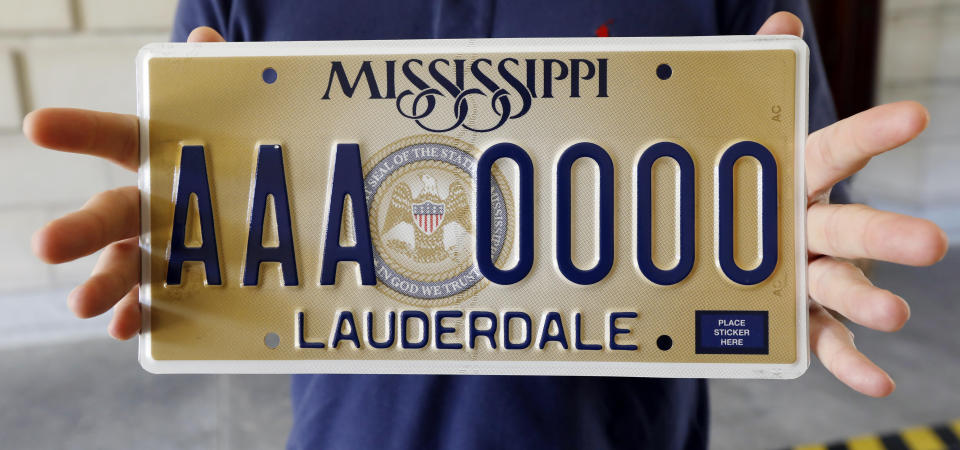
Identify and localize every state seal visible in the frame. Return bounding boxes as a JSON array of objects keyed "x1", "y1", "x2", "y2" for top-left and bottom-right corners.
[{"x1": 363, "y1": 135, "x2": 514, "y2": 306}]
